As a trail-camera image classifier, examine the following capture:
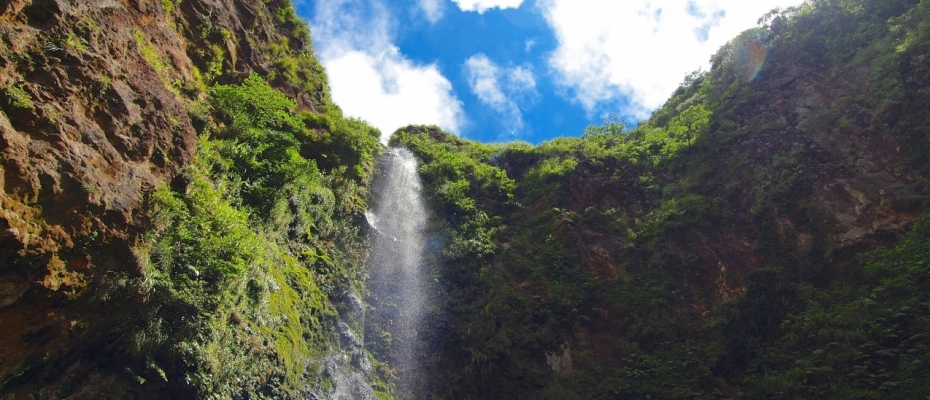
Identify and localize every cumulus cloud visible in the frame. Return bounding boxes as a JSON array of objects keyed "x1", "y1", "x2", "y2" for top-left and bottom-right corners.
[
  {"x1": 540, "y1": 0, "x2": 806, "y2": 118},
  {"x1": 464, "y1": 54, "x2": 537, "y2": 133},
  {"x1": 453, "y1": 0, "x2": 524, "y2": 14},
  {"x1": 325, "y1": 51, "x2": 464, "y2": 141},
  {"x1": 310, "y1": 0, "x2": 464, "y2": 142}
]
